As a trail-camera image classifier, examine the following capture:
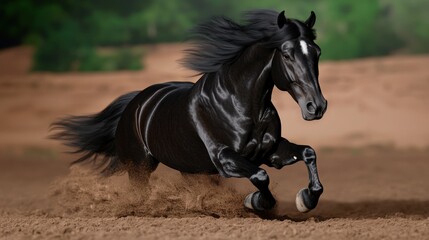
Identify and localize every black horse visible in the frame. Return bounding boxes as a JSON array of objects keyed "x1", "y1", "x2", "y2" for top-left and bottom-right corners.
[{"x1": 52, "y1": 10, "x2": 327, "y2": 212}]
